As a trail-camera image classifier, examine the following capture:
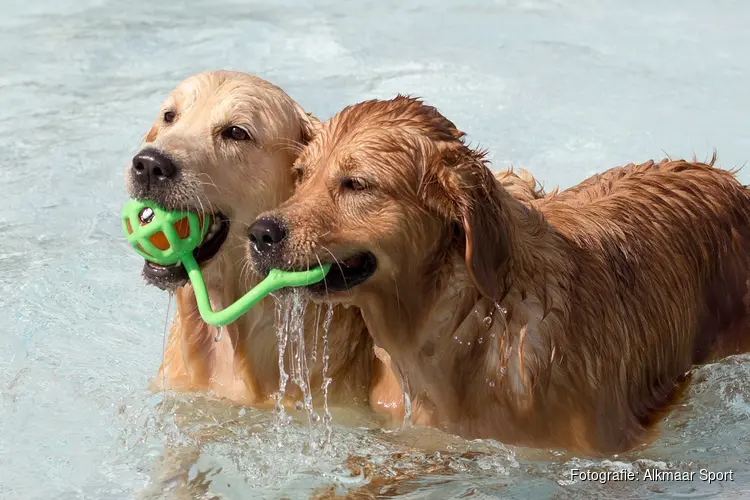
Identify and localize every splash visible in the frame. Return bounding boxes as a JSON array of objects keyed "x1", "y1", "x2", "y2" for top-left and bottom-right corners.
[
  {"x1": 160, "y1": 291, "x2": 174, "y2": 400},
  {"x1": 273, "y1": 296, "x2": 292, "y2": 425},
  {"x1": 272, "y1": 292, "x2": 334, "y2": 452},
  {"x1": 269, "y1": 295, "x2": 338, "y2": 451},
  {"x1": 311, "y1": 304, "x2": 321, "y2": 364},
  {"x1": 320, "y1": 303, "x2": 334, "y2": 448},
  {"x1": 402, "y1": 375, "x2": 413, "y2": 429},
  {"x1": 287, "y1": 291, "x2": 317, "y2": 449}
]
